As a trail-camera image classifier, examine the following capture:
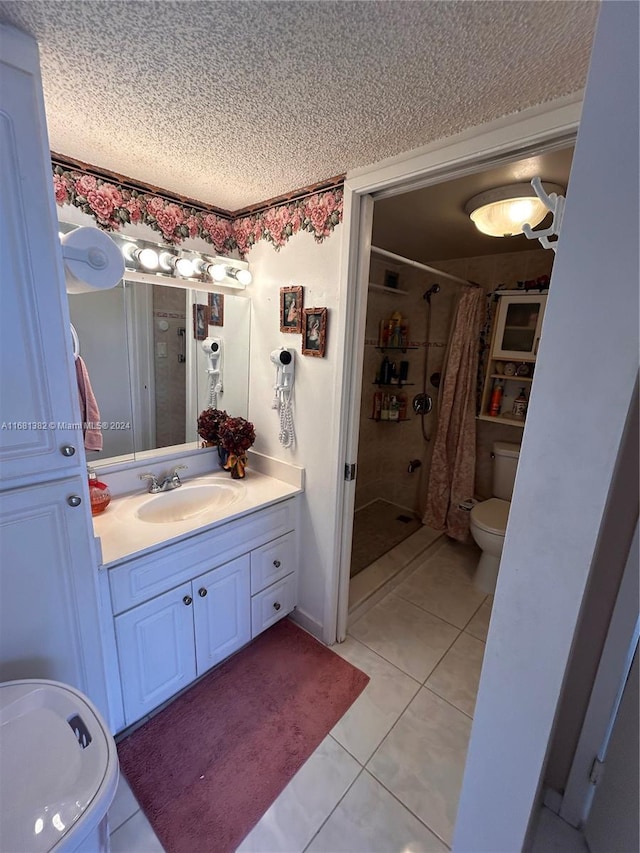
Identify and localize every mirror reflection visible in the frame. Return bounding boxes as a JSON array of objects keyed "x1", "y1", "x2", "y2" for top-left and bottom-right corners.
[{"x1": 68, "y1": 278, "x2": 250, "y2": 465}]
